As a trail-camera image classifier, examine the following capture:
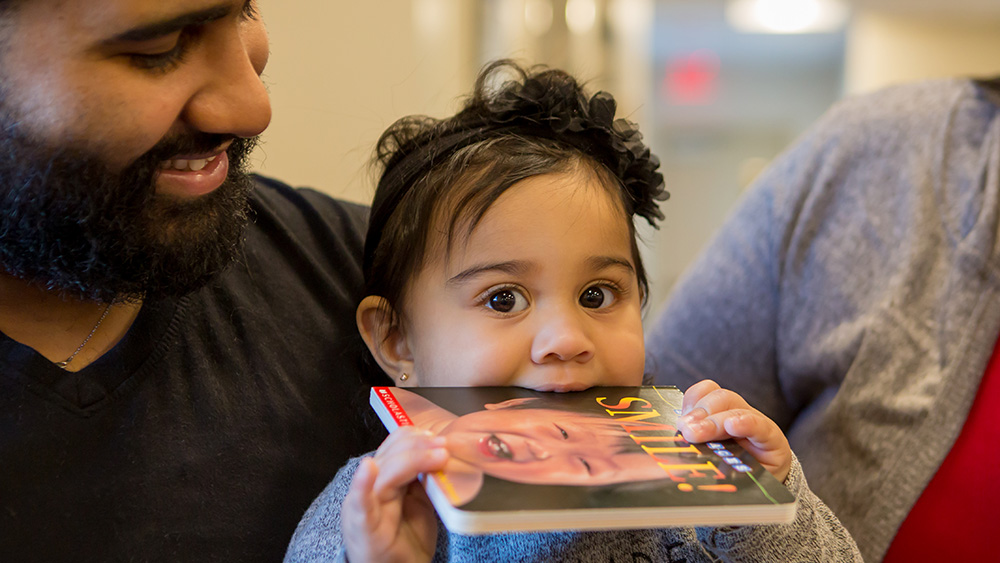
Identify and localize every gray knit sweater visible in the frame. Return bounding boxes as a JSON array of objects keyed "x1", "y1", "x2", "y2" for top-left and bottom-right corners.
[
  {"x1": 645, "y1": 77, "x2": 1000, "y2": 562},
  {"x1": 284, "y1": 453, "x2": 860, "y2": 562}
]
